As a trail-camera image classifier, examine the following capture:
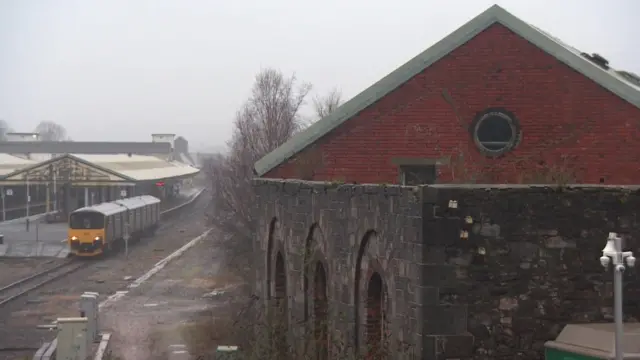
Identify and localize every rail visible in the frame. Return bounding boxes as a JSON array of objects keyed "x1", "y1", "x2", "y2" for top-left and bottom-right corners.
[
  {"x1": 160, "y1": 187, "x2": 206, "y2": 217},
  {"x1": 0, "y1": 260, "x2": 89, "y2": 307},
  {"x1": 2, "y1": 190, "x2": 205, "y2": 307}
]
